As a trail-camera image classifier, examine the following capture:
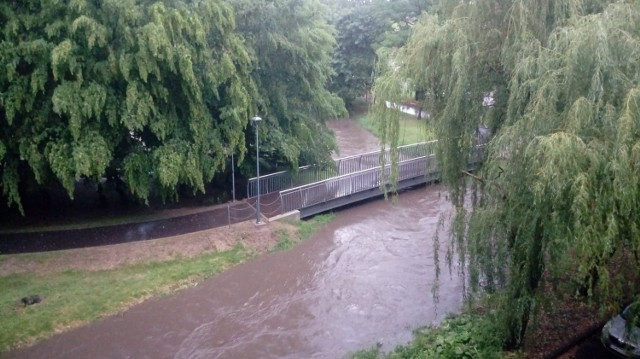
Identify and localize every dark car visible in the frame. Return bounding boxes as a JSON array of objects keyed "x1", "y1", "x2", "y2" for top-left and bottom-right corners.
[{"x1": 602, "y1": 303, "x2": 640, "y2": 357}]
